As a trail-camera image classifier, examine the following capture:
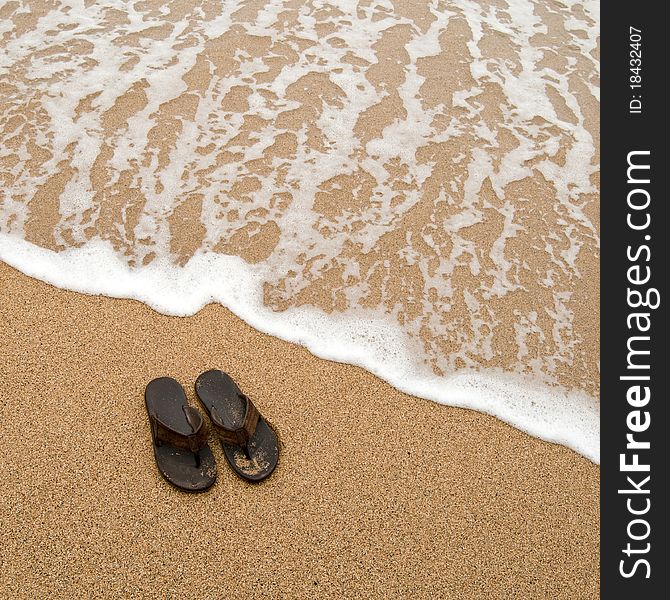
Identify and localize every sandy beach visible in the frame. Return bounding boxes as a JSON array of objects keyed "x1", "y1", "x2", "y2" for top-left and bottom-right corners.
[
  {"x1": 1, "y1": 0, "x2": 601, "y2": 400},
  {"x1": 0, "y1": 260, "x2": 598, "y2": 598},
  {"x1": 1, "y1": 1, "x2": 600, "y2": 597}
]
